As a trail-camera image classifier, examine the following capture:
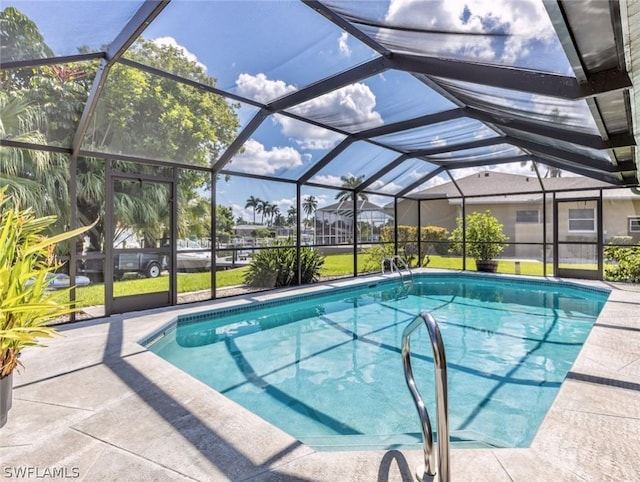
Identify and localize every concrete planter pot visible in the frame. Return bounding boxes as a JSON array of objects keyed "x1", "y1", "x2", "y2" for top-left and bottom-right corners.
[
  {"x1": 476, "y1": 260, "x2": 498, "y2": 273},
  {"x1": 0, "y1": 373, "x2": 13, "y2": 428}
]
